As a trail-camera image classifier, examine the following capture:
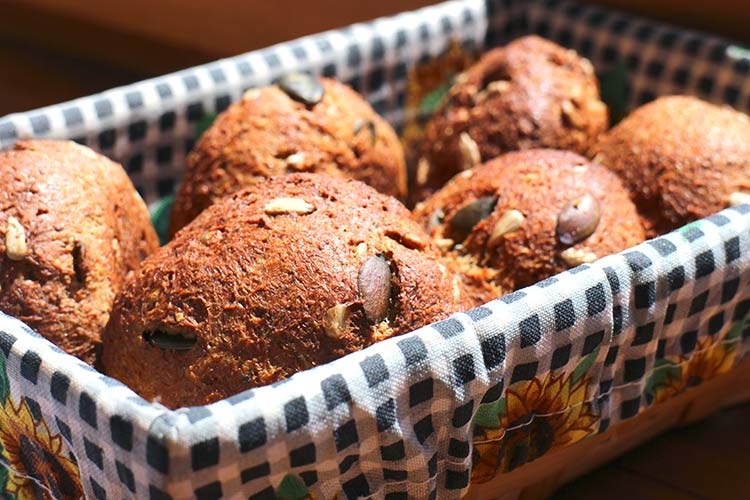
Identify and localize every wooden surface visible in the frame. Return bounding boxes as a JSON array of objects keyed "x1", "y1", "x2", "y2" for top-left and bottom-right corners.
[
  {"x1": 1, "y1": 2, "x2": 750, "y2": 498},
  {"x1": 1, "y1": 0, "x2": 747, "y2": 115},
  {"x1": 557, "y1": 403, "x2": 750, "y2": 499}
]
